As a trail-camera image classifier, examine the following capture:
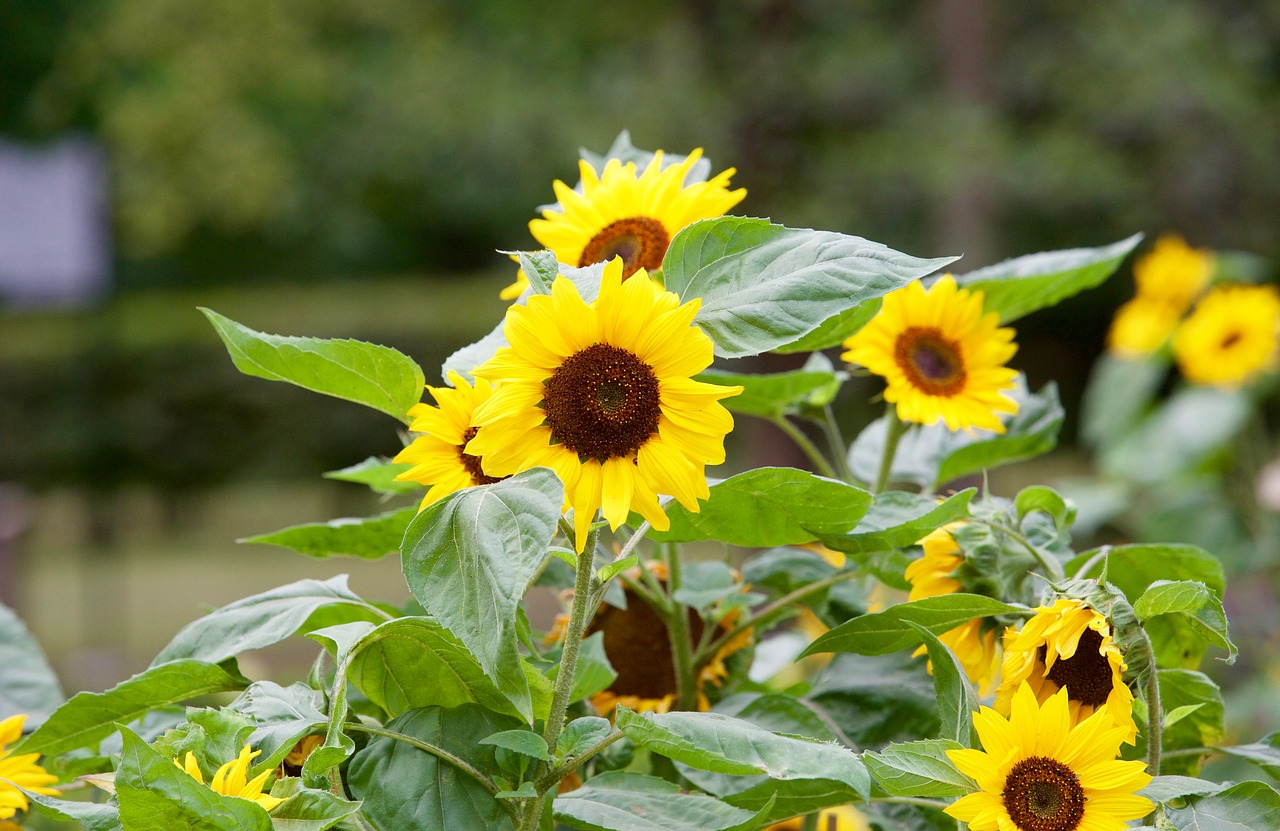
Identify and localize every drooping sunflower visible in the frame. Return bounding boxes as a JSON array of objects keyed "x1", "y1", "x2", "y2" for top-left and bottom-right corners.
[
  {"x1": 394, "y1": 370, "x2": 505, "y2": 508},
  {"x1": 175, "y1": 744, "x2": 283, "y2": 810},
  {"x1": 842, "y1": 275, "x2": 1019, "y2": 433},
  {"x1": 764, "y1": 804, "x2": 871, "y2": 831},
  {"x1": 996, "y1": 598, "x2": 1137, "y2": 743},
  {"x1": 905, "y1": 527, "x2": 1001, "y2": 695},
  {"x1": 1132, "y1": 234, "x2": 1215, "y2": 311},
  {"x1": 0, "y1": 714, "x2": 58, "y2": 820},
  {"x1": 1106, "y1": 296, "x2": 1183, "y2": 358},
  {"x1": 946, "y1": 683, "x2": 1153, "y2": 831},
  {"x1": 1173, "y1": 284, "x2": 1280, "y2": 387},
  {"x1": 470, "y1": 259, "x2": 742, "y2": 550},
  {"x1": 501, "y1": 149, "x2": 745, "y2": 299}
]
